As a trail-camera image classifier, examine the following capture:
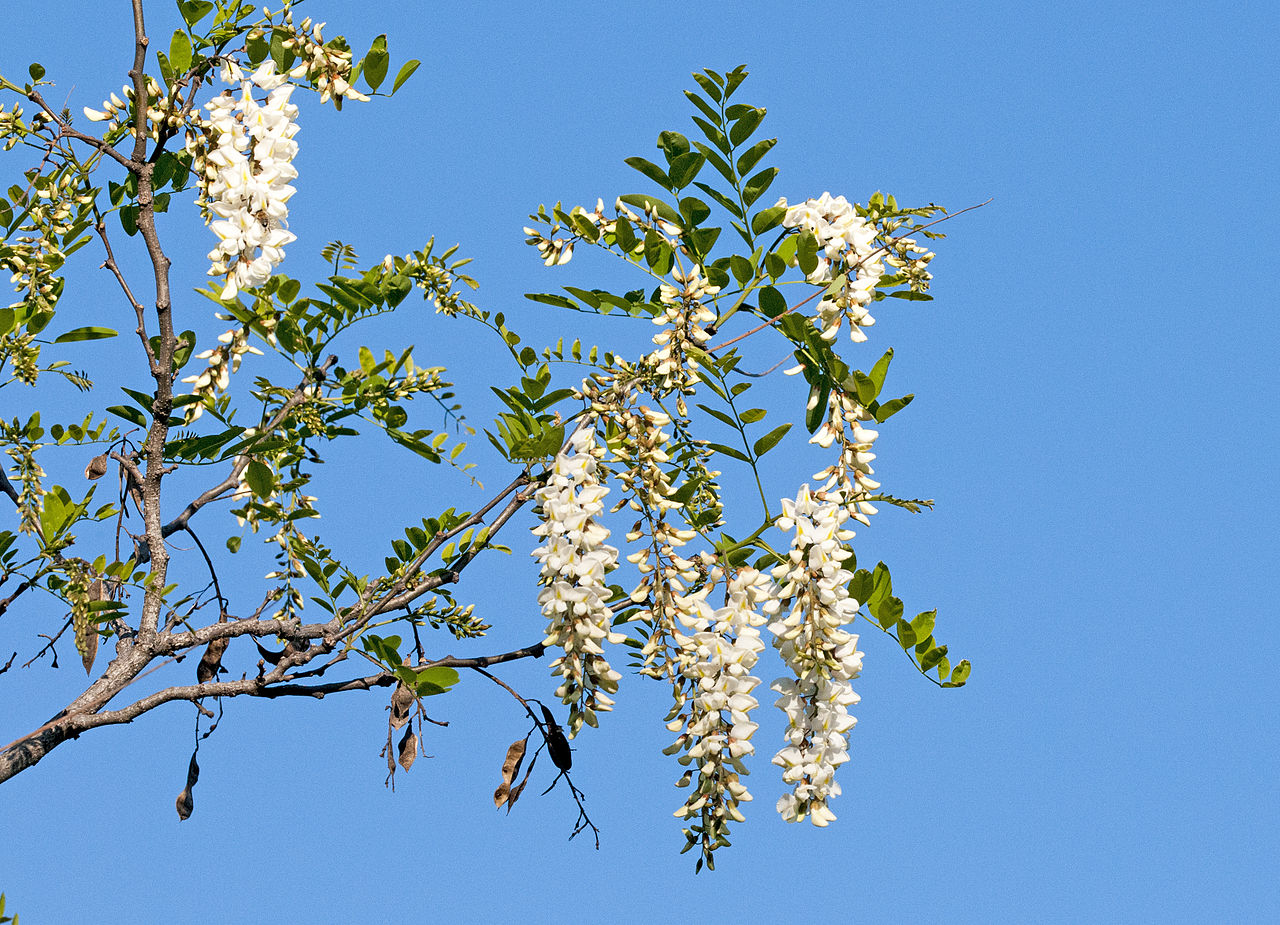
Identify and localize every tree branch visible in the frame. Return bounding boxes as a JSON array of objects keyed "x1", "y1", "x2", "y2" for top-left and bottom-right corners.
[{"x1": 160, "y1": 355, "x2": 339, "y2": 538}]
